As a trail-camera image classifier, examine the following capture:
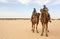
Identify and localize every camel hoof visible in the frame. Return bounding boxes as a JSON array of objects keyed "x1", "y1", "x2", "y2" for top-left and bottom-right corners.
[
  {"x1": 41, "y1": 34, "x2": 43, "y2": 36},
  {"x1": 31, "y1": 29, "x2": 34, "y2": 33},
  {"x1": 36, "y1": 31, "x2": 39, "y2": 33},
  {"x1": 33, "y1": 30, "x2": 34, "y2": 32},
  {"x1": 46, "y1": 34, "x2": 48, "y2": 37},
  {"x1": 48, "y1": 30, "x2": 49, "y2": 32}
]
